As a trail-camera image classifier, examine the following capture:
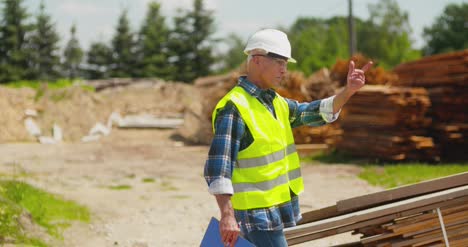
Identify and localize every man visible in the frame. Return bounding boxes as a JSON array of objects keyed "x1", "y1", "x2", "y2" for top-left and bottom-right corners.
[{"x1": 204, "y1": 29, "x2": 372, "y2": 247}]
